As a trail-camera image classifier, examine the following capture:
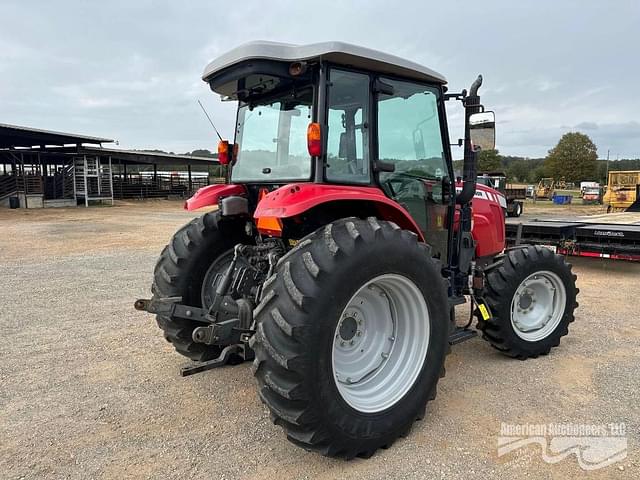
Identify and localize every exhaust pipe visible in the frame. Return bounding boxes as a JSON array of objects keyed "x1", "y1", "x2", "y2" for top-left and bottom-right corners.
[{"x1": 456, "y1": 75, "x2": 483, "y2": 205}]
